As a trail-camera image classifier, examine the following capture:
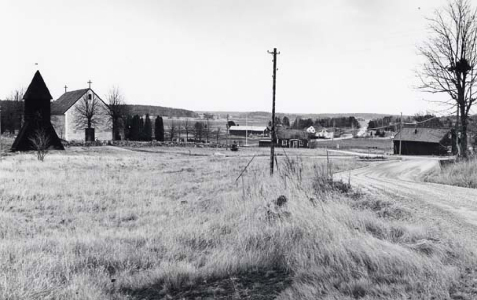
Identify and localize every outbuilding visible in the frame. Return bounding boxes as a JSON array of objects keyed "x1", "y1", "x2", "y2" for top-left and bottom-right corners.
[
  {"x1": 229, "y1": 126, "x2": 269, "y2": 137},
  {"x1": 393, "y1": 127, "x2": 452, "y2": 155},
  {"x1": 276, "y1": 129, "x2": 309, "y2": 148}
]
